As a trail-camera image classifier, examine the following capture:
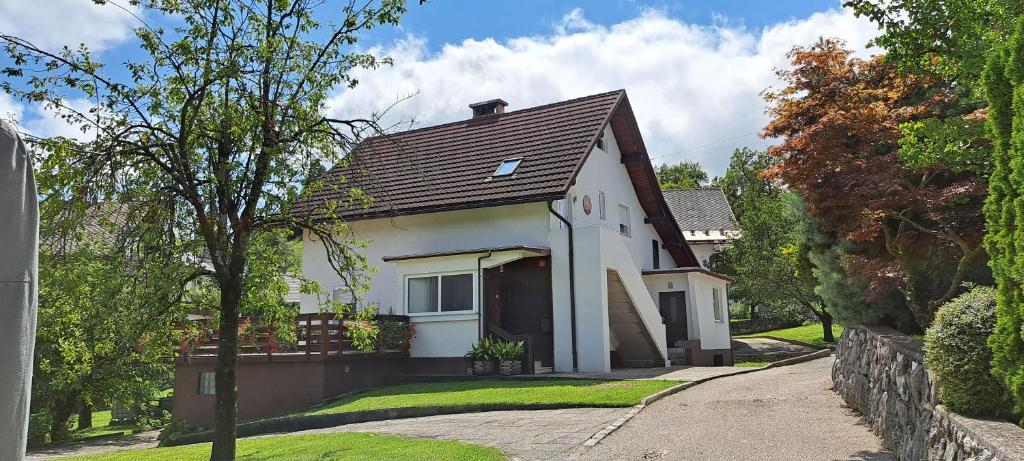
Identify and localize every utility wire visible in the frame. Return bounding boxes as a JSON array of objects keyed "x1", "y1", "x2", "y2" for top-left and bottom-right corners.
[{"x1": 648, "y1": 131, "x2": 759, "y2": 162}]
